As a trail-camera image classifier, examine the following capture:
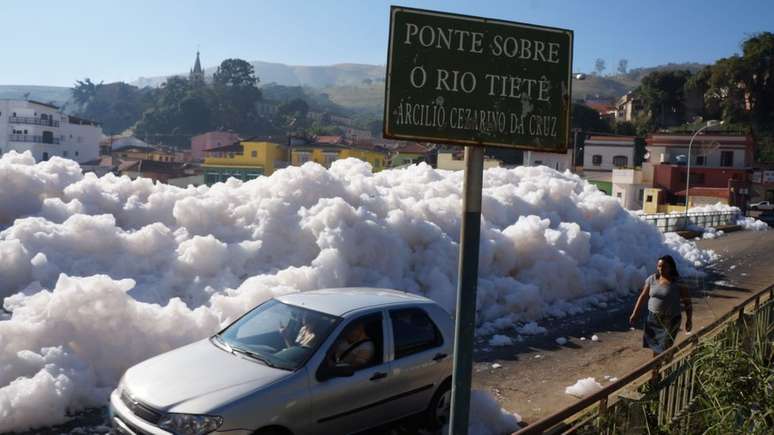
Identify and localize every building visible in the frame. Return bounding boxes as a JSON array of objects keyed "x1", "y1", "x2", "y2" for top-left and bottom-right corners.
[
  {"x1": 523, "y1": 150, "x2": 572, "y2": 172},
  {"x1": 290, "y1": 142, "x2": 387, "y2": 172},
  {"x1": 612, "y1": 168, "x2": 648, "y2": 210},
  {"x1": 189, "y1": 51, "x2": 205, "y2": 84},
  {"x1": 583, "y1": 100, "x2": 617, "y2": 121},
  {"x1": 0, "y1": 99, "x2": 102, "y2": 163},
  {"x1": 645, "y1": 134, "x2": 753, "y2": 169},
  {"x1": 191, "y1": 131, "x2": 241, "y2": 161},
  {"x1": 582, "y1": 135, "x2": 637, "y2": 194},
  {"x1": 436, "y1": 148, "x2": 503, "y2": 171},
  {"x1": 615, "y1": 92, "x2": 644, "y2": 122},
  {"x1": 751, "y1": 165, "x2": 774, "y2": 203},
  {"x1": 118, "y1": 159, "x2": 194, "y2": 184},
  {"x1": 390, "y1": 143, "x2": 430, "y2": 167},
  {"x1": 642, "y1": 133, "x2": 755, "y2": 210},
  {"x1": 202, "y1": 140, "x2": 289, "y2": 185},
  {"x1": 112, "y1": 144, "x2": 179, "y2": 163}
]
